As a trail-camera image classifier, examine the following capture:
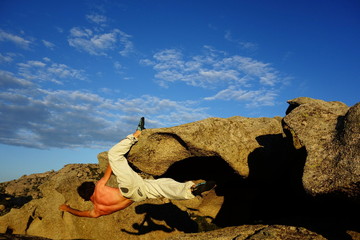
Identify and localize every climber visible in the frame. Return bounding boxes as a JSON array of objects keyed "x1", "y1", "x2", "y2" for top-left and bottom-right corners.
[{"x1": 59, "y1": 117, "x2": 215, "y2": 218}]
